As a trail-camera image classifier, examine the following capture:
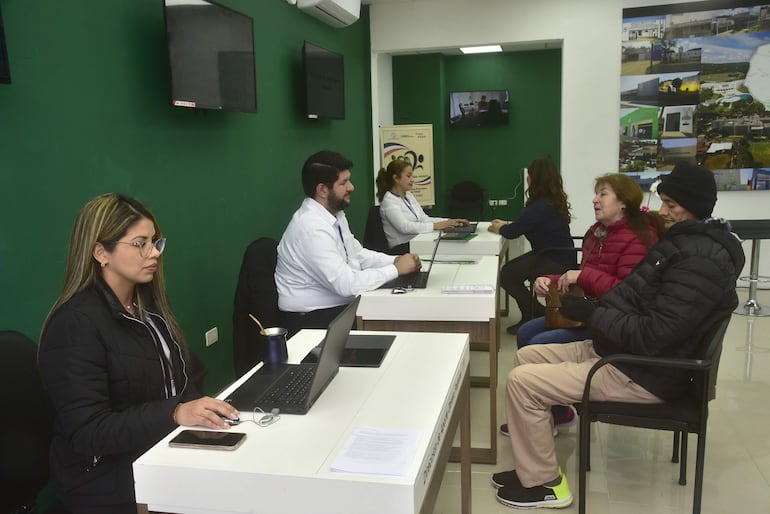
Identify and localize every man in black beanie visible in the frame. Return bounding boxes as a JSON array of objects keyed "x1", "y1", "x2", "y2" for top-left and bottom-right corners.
[
  {"x1": 492, "y1": 162, "x2": 745, "y2": 510},
  {"x1": 656, "y1": 162, "x2": 718, "y2": 223}
]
